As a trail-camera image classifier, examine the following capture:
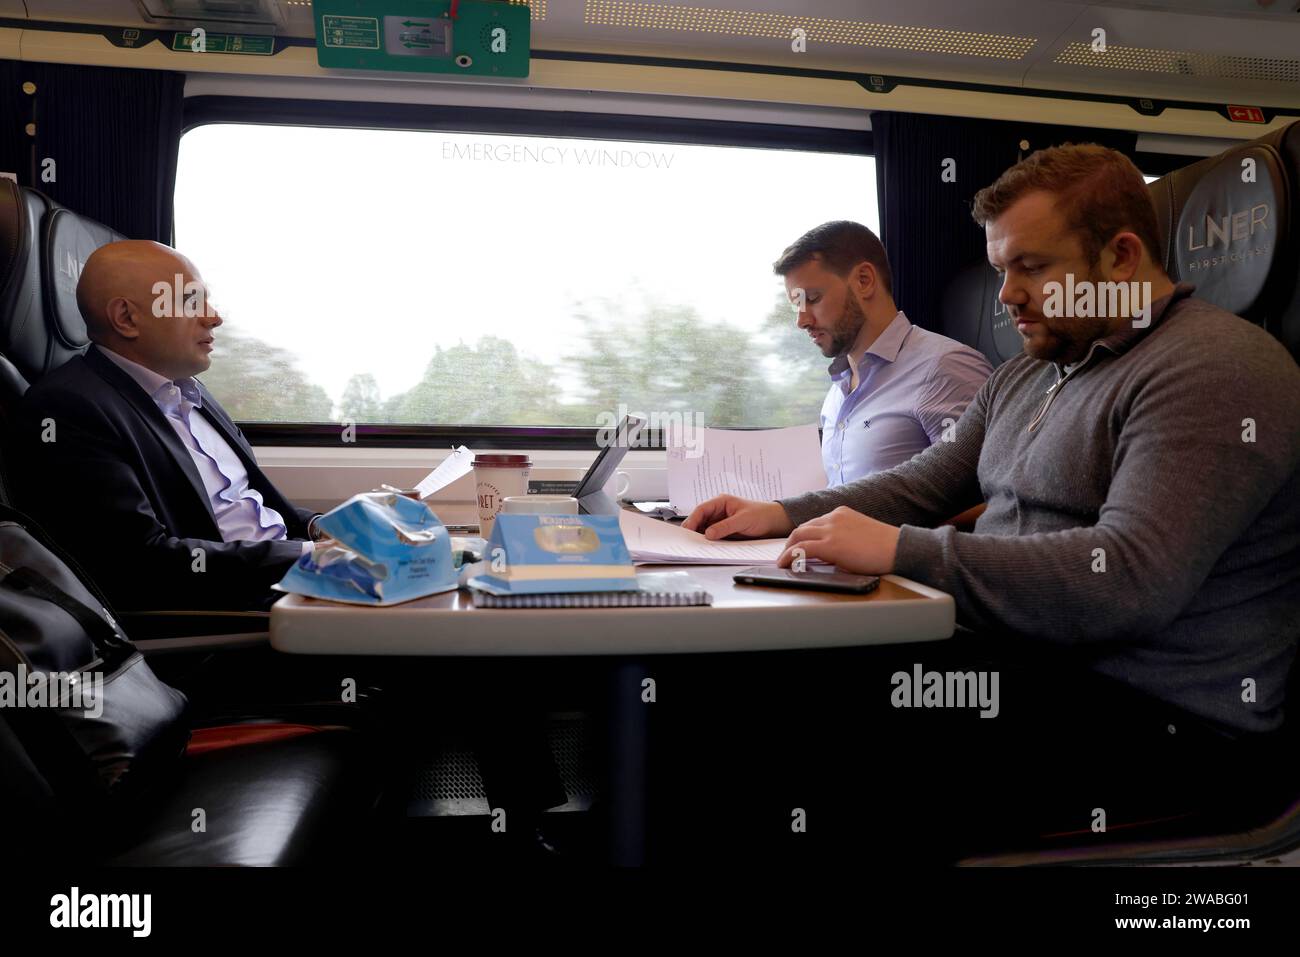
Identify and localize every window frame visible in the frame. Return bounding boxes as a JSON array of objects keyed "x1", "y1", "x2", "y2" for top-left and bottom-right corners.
[{"x1": 178, "y1": 95, "x2": 874, "y2": 449}]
